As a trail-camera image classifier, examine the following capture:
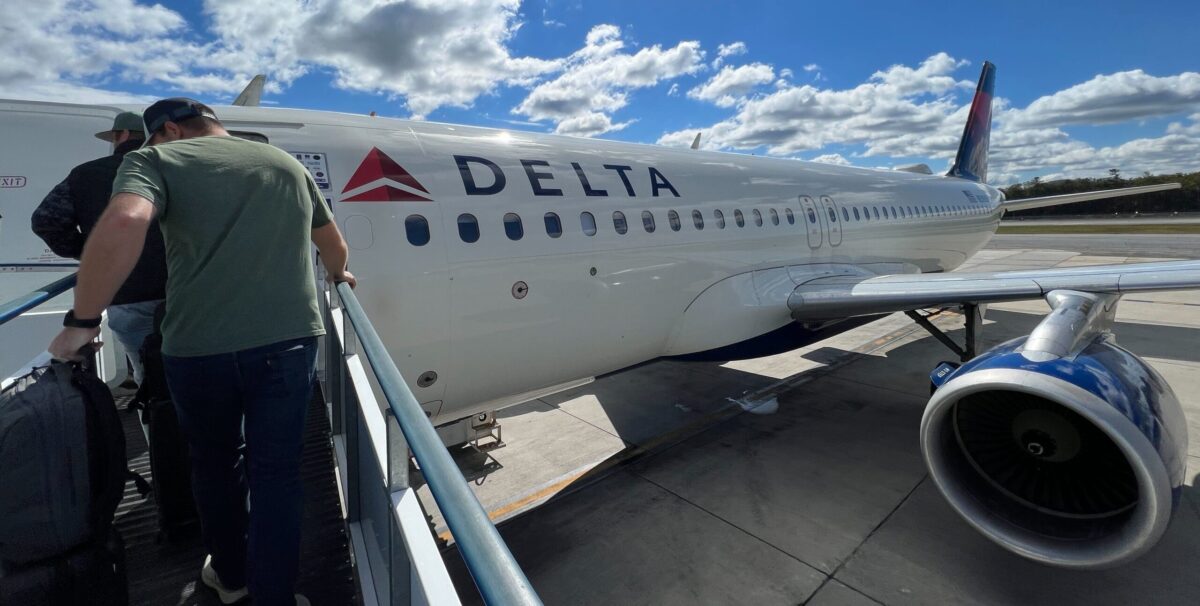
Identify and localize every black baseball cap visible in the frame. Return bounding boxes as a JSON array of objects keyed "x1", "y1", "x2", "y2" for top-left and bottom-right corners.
[{"x1": 142, "y1": 97, "x2": 219, "y2": 135}]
